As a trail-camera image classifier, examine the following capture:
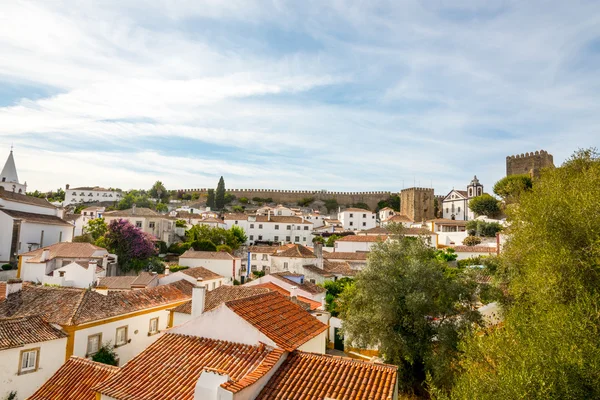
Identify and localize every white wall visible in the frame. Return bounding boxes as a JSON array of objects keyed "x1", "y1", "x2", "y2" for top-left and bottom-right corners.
[
  {"x1": 245, "y1": 275, "x2": 325, "y2": 303},
  {"x1": 179, "y1": 258, "x2": 239, "y2": 282},
  {"x1": 338, "y1": 210, "x2": 376, "y2": 231},
  {"x1": 297, "y1": 330, "x2": 326, "y2": 354},
  {"x1": 224, "y1": 219, "x2": 312, "y2": 245},
  {"x1": 334, "y1": 241, "x2": 374, "y2": 252},
  {"x1": 65, "y1": 188, "x2": 123, "y2": 204},
  {"x1": 46, "y1": 261, "x2": 95, "y2": 288},
  {"x1": 171, "y1": 306, "x2": 277, "y2": 349},
  {"x1": 19, "y1": 222, "x2": 74, "y2": 254},
  {"x1": 159, "y1": 272, "x2": 225, "y2": 290},
  {"x1": 437, "y1": 232, "x2": 468, "y2": 246},
  {"x1": 270, "y1": 256, "x2": 315, "y2": 275},
  {"x1": 0, "y1": 337, "x2": 67, "y2": 400},
  {"x1": 0, "y1": 198, "x2": 56, "y2": 216},
  {"x1": 72, "y1": 306, "x2": 178, "y2": 365}
]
